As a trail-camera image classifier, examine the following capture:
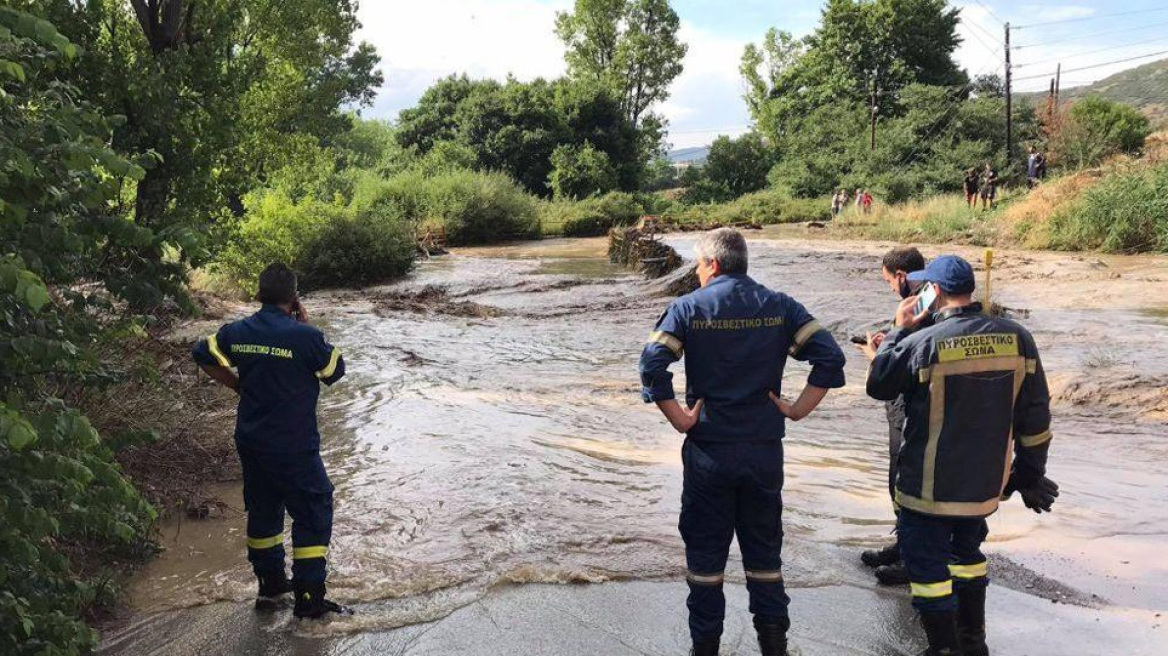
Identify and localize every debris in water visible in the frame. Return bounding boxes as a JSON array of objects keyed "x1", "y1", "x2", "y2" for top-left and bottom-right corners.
[
  {"x1": 372, "y1": 286, "x2": 503, "y2": 318},
  {"x1": 608, "y1": 224, "x2": 683, "y2": 278}
]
